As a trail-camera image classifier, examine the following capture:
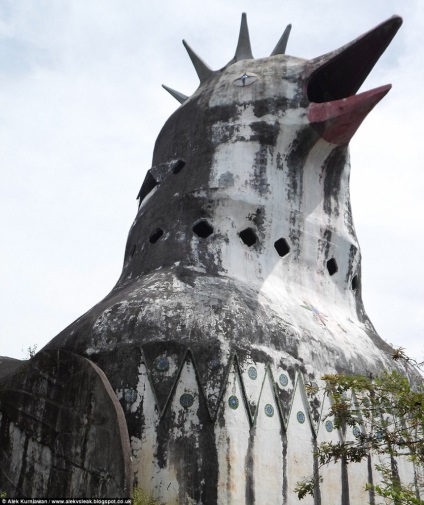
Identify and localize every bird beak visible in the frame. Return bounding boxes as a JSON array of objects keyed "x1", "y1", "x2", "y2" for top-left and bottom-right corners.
[{"x1": 306, "y1": 16, "x2": 402, "y2": 144}]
